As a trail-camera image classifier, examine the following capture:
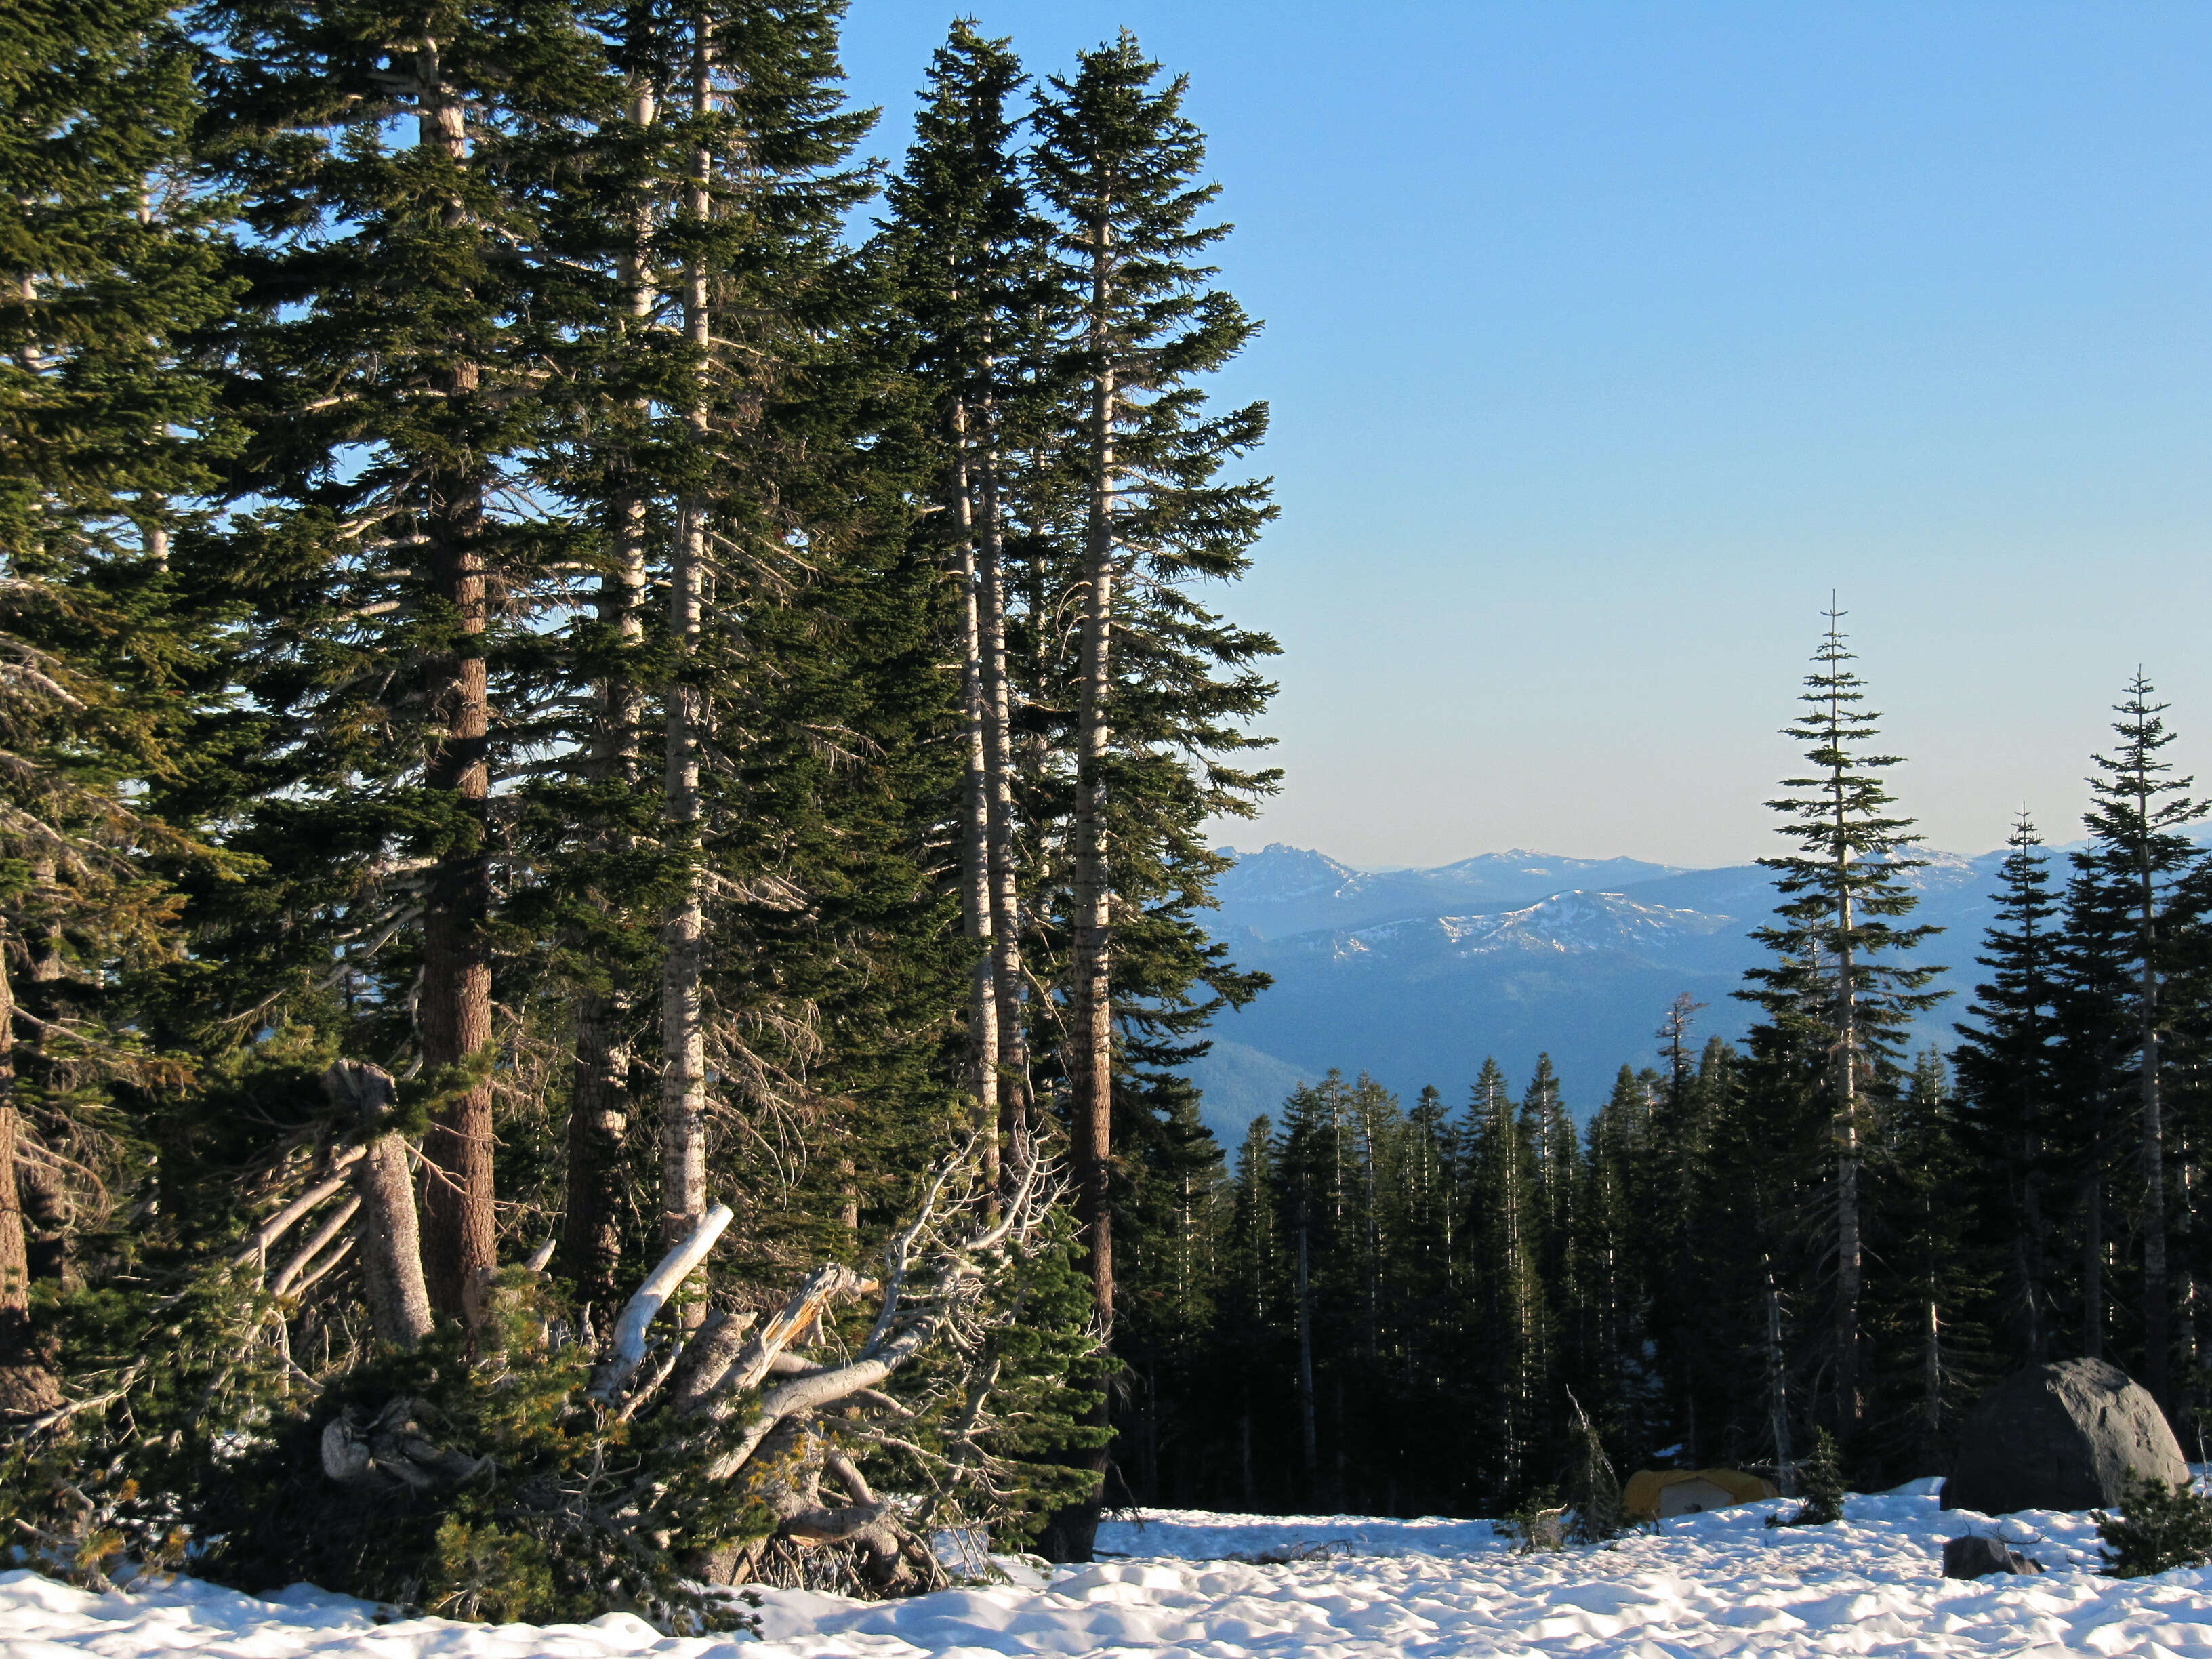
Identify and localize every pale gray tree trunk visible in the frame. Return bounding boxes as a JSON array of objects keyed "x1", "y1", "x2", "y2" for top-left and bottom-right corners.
[
  {"x1": 977, "y1": 421, "x2": 1031, "y2": 1168},
  {"x1": 1069, "y1": 226, "x2": 1118, "y2": 1336},
  {"x1": 1765, "y1": 1250, "x2": 1793, "y2": 1492},
  {"x1": 951, "y1": 406, "x2": 1000, "y2": 1176},
  {"x1": 2136, "y1": 832, "x2": 2171, "y2": 1408},
  {"x1": 661, "y1": 19, "x2": 712, "y2": 1266},
  {"x1": 329, "y1": 1061, "x2": 434, "y2": 1351},
  {"x1": 0, "y1": 933, "x2": 58, "y2": 1418},
  {"x1": 564, "y1": 85, "x2": 659, "y2": 1303}
]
